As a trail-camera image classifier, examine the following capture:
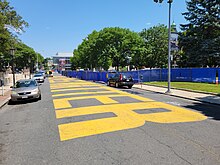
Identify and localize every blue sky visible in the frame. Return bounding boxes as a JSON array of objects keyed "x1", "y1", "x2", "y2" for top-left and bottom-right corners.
[{"x1": 9, "y1": 0, "x2": 188, "y2": 58}]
